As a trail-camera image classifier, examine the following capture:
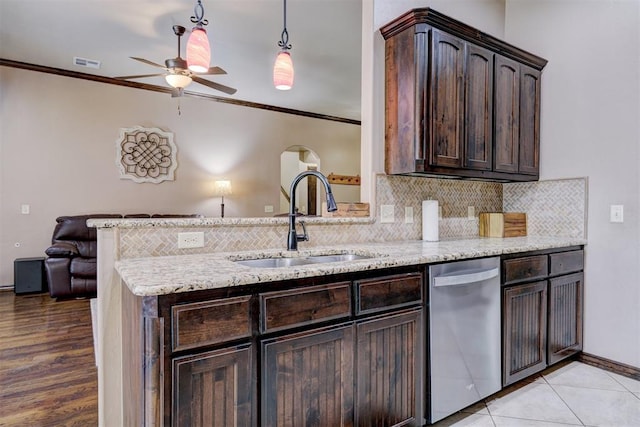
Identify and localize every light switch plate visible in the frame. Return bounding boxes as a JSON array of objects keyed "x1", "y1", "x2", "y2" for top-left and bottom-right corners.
[
  {"x1": 467, "y1": 206, "x2": 475, "y2": 220},
  {"x1": 610, "y1": 205, "x2": 624, "y2": 223},
  {"x1": 380, "y1": 205, "x2": 394, "y2": 223}
]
